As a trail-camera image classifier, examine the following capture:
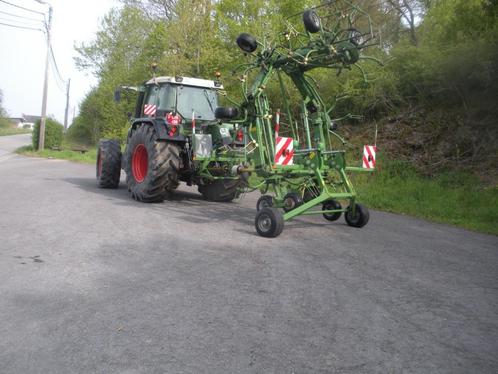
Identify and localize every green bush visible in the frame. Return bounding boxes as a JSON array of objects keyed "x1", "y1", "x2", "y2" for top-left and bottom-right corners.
[{"x1": 32, "y1": 117, "x2": 63, "y2": 150}]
